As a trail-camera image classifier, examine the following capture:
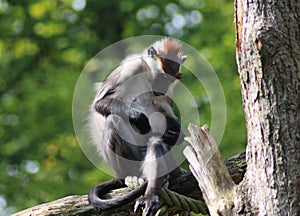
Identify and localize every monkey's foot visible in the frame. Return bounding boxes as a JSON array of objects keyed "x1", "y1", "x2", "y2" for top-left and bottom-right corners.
[
  {"x1": 134, "y1": 194, "x2": 160, "y2": 216},
  {"x1": 125, "y1": 176, "x2": 145, "y2": 189}
]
